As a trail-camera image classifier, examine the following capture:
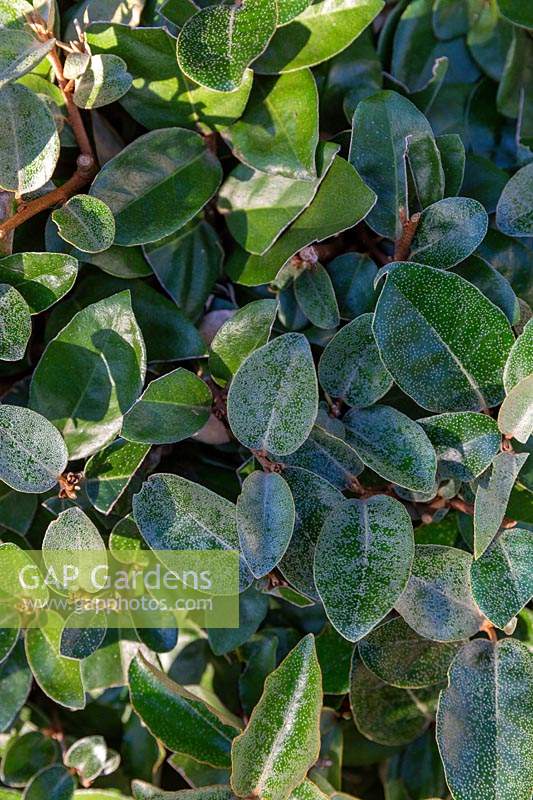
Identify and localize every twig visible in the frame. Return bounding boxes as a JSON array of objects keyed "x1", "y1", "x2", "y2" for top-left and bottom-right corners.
[
  {"x1": 0, "y1": 192, "x2": 14, "y2": 255},
  {"x1": 394, "y1": 207, "x2": 421, "y2": 261},
  {"x1": 479, "y1": 619, "x2": 498, "y2": 643}
]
